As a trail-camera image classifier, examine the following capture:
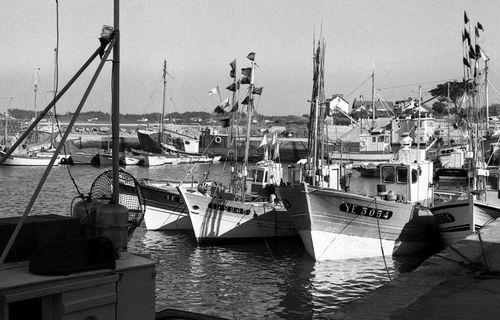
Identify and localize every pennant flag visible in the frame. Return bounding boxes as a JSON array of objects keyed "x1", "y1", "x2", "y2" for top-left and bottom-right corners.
[
  {"x1": 477, "y1": 22, "x2": 484, "y2": 31},
  {"x1": 218, "y1": 97, "x2": 230, "y2": 108},
  {"x1": 240, "y1": 76, "x2": 251, "y2": 85},
  {"x1": 479, "y1": 47, "x2": 488, "y2": 61},
  {"x1": 475, "y1": 26, "x2": 479, "y2": 38},
  {"x1": 258, "y1": 134, "x2": 267, "y2": 148},
  {"x1": 214, "y1": 106, "x2": 225, "y2": 114},
  {"x1": 463, "y1": 28, "x2": 470, "y2": 44},
  {"x1": 208, "y1": 87, "x2": 219, "y2": 96},
  {"x1": 464, "y1": 11, "x2": 469, "y2": 24},
  {"x1": 461, "y1": 31, "x2": 466, "y2": 42},
  {"x1": 463, "y1": 57, "x2": 471, "y2": 68},
  {"x1": 230, "y1": 69, "x2": 235, "y2": 78},
  {"x1": 247, "y1": 52, "x2": 255, "y2": 61},
  {"x1": 220, "y1": 118, "x2": 230, "y2": 128},
  {"x1": 242, "y1": 96, "x2": 252, "y2": 105},
  {"x1": 226, "y1": 82, "x2": 240, "y2": 92},
  {"x1": 252, "y1": 86, "x2": 263, "y2": 95},
  {"x1": 230, "y1": 102, "x2": 239, "y2": 113},
  {"x1": 230, "y1": 59, "x2": 236, "y2": 70},
  {"x1": 469, "y1": 46, "x2": 476, "y2": 60},
  {"x1": 241, "y1": 67, "x2": 252, "y2": 78}
]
